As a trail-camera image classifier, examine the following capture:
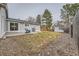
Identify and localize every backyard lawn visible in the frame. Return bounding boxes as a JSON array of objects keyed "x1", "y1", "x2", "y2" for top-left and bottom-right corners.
[{"x1": 0, "y1": 31, "x2": 61, "y2": 55}]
